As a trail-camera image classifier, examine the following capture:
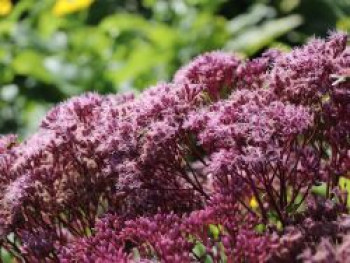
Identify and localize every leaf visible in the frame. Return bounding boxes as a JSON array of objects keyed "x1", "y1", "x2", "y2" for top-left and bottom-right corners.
[
  {"x1": 12, "y1": 50, "x2": 52, "y2": 83},
  {"x1": 145, "y1": 24, "x2": 178, "y2": 49},
  {"x1": 193, "y1": 242, "x2": 206, "y2": 258},
  {"x1": 0, "y1": 248, "x2": 13, "y2": 263},
  {"x1": 225, "y1": 15, "x2": 303, "y2": 55},
  {"x1": 339, "y1": 176, "x2": 350, "y2": 207},
  {"x1": 311, "y1": 182, "x2": 327, "y2": 197},
  {"x1": 110, "y1": 43, "x2": 162, "y2": 85},
  {"x1": 204, "y1": 255, "x2": 214, "y2": 263},
  {"x1": 99, "y1": 13, "x2": 149, "y2": 36},
  {"x1": 337, "y1": 17, "x2": 350, "y2": 31},
  {"x1": 208, "y1": 224, "x2": 220, "y2": 240},
  {"x1": 37, "y1": 11, "x2": 63, "y2": 38},
  {"x1": 0, "y1": 20, "x2": 14, "y2": 34},
  {"x1": 255, "y1": 223, "x2": 266, "y2": 233},
  {"x1": 21, "y1": 101, "x2": 50, "y2": 137},
  {"x1": 226, "y1": 4, "x2": 275, "y2": 35}
]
